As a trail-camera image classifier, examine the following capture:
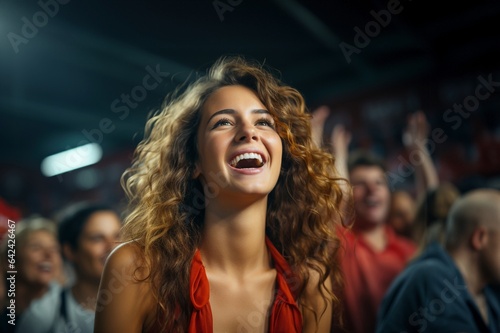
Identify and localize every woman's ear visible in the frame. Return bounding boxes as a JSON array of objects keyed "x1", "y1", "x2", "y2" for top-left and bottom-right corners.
[{"x1": 193, "y1": 163, "x2": 201, "y2": 179}]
